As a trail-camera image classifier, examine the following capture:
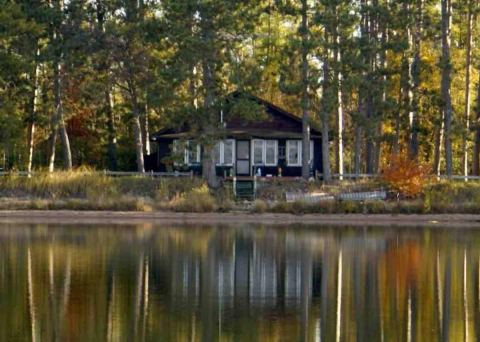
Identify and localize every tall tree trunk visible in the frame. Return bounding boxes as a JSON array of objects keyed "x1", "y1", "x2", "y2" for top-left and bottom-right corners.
[
  {"x1": 27, "y1": 49, "x2": 41, "y2": 175},
  {"x1": 462, "y1": 0, "x2": 473, "y2": 177},
  {"x1": 410, "y1": 0, "x2": 423, "y2": 158},
  {"x1": 49, "y1": 60, "x2": 63, "y2": 173},
  {"x1": 321, "y1": 45, "x2": 332, "y2": 182},
  {"x1": 402, "y1": 2, "x2": 414, "y2": 159},
  {"x1": 49, "y1": 0, "x2": 72, "y2": 171},
  {"x1": 354, "y1": 110, "x2": 363, "y2": 175},
  {"x1": 441, "y1": 0, "x2": 453, "y2": 177},
  {"x1": 300, "y1": 0, "x2": 311, "y2": 180},
  {"x1": 393, "y1": 82, "x2": 402, "y2": 156},
  {"x1": 48, "y1": 127, "x2": 57, "y2": 173},
  {"x1": 129, "y1": 82, "x2": 145, "y2": 173},
  {"x1": 143, "y1": 102, "x2": 150, "y2": 156},
  {"x1": 375, "y1": 22, "x2": 388, "y2": 172},
  {"x1": 106, "y1": 86, "x2": 118, "y2": 171},
  {"x1": 361, "y1": 0, "x2": 375, "y2": 174},
  {"x1": 365, "y1": 95, "x2": 375, "y2": 174},
  {"x1": 433, "y1": 112, "x2": 445, "y2": 176},
  {"x1": 354, "y1": 0, "x2": 368, "y2": 176},
  {"x1": 97, "y1": 2, "x2": 118, "y2": 171},
  {"x1": 473, "y1": 80, "x2": 480, "y2": 175},
  {"x1": 59, "y1": 116, "x2": 72, "y2": 169},
  {"x1": 333, "y1": 14, "x2": 344, "y2": 179},
  {"x1": 200, "y1": 16, "x2": 219, "y2": 189}
]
